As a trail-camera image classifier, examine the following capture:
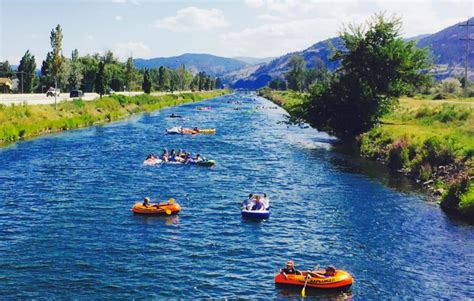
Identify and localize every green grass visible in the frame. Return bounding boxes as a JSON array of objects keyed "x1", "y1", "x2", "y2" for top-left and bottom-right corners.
[
  {"x1": 0, "y1": 90, "x2": 228, "y2": 145},
  {"x1": 260, "y1": 89, "x2": 474, "y2": 219}
]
